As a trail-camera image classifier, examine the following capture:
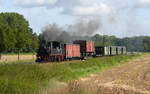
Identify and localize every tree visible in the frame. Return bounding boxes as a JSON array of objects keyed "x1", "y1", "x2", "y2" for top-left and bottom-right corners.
[
  {"x1": 15, "y1": 28, "x2": 29, "y2": 60},
  {"x1": 0, "y1": 12, "x2": 30, "y2": 60},
  {"x1": 92, "y1": 34, "x2": 103, "y2": 46},
  {"x1": 92, "y1": 34, "x2": 150, "y2": 52},
  {"x1": 29, "y1": 29, "x2": 39, "y2": 58},
  {"x1": 0, "y1": 24, "x2": 16, "y2": 60},
  {"x1": 143, "y1": 38, "x2": 150, "y2": 52},
  {"x1": 0, "y1": 12, "x2": 38, "y2": 60}
]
